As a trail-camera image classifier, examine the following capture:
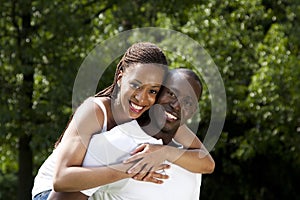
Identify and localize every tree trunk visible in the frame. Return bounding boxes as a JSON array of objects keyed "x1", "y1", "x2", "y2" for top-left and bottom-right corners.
[
  {"x1": 18, "y1": 134, "x2": 33, "y2": 200},
  {"x1": 15, "y1": 1, "x2": 34, "y2": 199}
]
